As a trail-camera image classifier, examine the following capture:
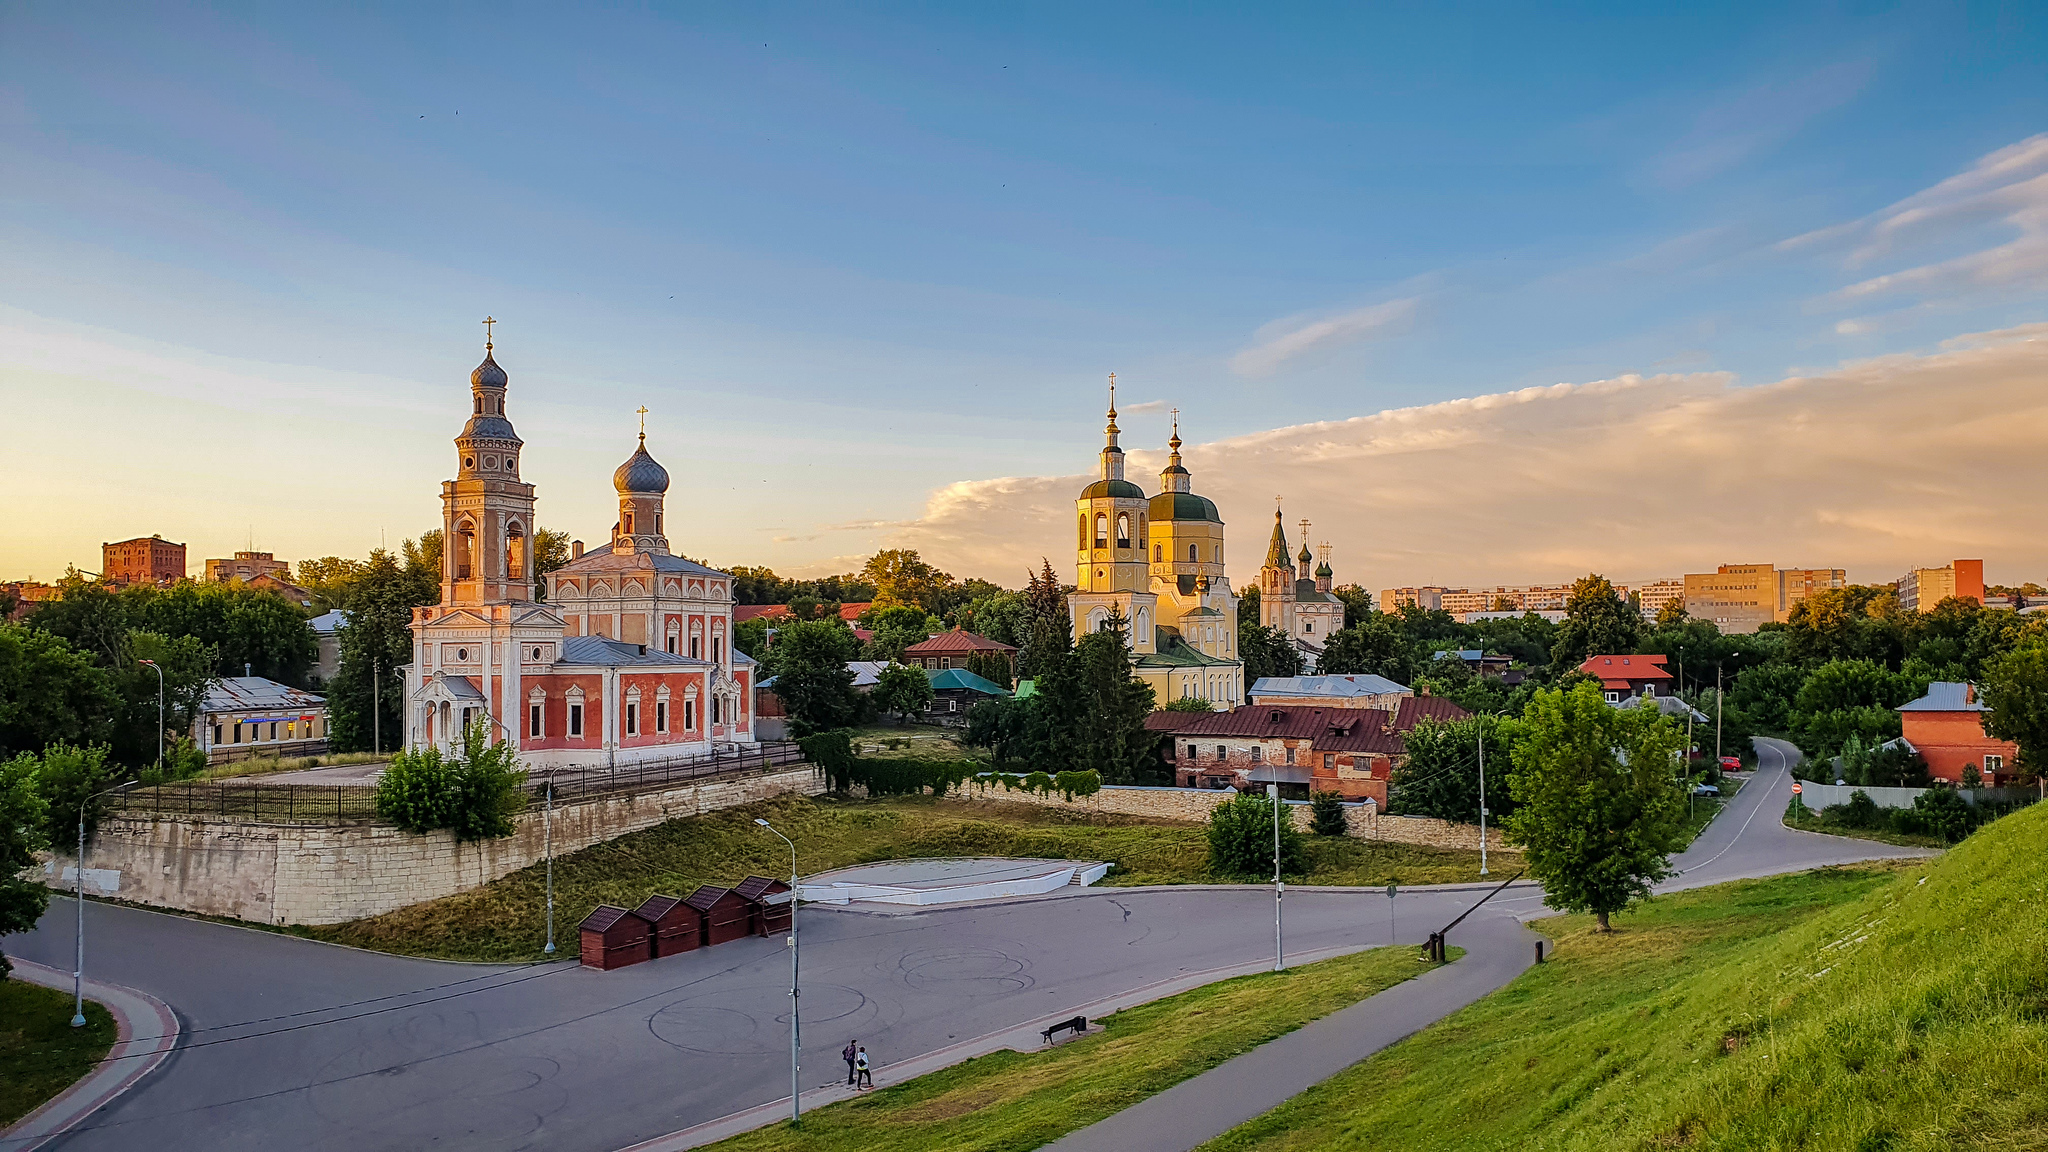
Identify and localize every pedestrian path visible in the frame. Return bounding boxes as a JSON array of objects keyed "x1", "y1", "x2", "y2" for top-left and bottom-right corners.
[
  {"x1": 2, "y1": 959, "x2": 180, "y2": 1152},
  {"x1": 1036, "y1": 912, "x2": 1538, "y2": 1152}
]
